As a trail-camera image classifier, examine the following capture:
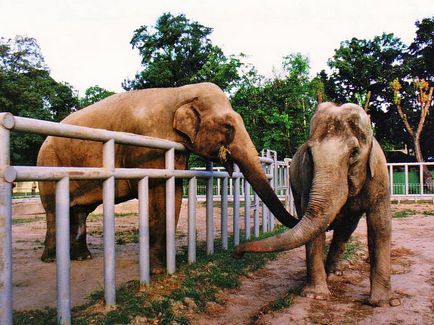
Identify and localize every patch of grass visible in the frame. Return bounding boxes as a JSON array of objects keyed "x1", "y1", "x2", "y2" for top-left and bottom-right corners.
[
  {"x1": 88, "y1": 212, "x2": 137, "y2": 222},
  {"x1": 268, "y1": 286, "x2": 302, "y2": 311},
  {"x1": 393, "y1": 209, "x2": 417, "y2": 218},
  {"x1": 116, "y1": 229, "x2": 139, "y2": 245},
  {"x1": 13, "y1": 216, "x2": 44, "y2": 225},
  {"x1": 13, "y1": 308, "x2": 57, "y2": 325},
  {"x1": 342, "y1": 240, "x2": 362, "y2": 261},
  {"x1": 14, "y1": 226, "x2": 286, "y2": 324},
  {"x1": 423, "y1": 210, "x2": 434, "y2": 216},
  {"x1": 324, "y1": 238, "x2": 362, "y2": 262}
]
